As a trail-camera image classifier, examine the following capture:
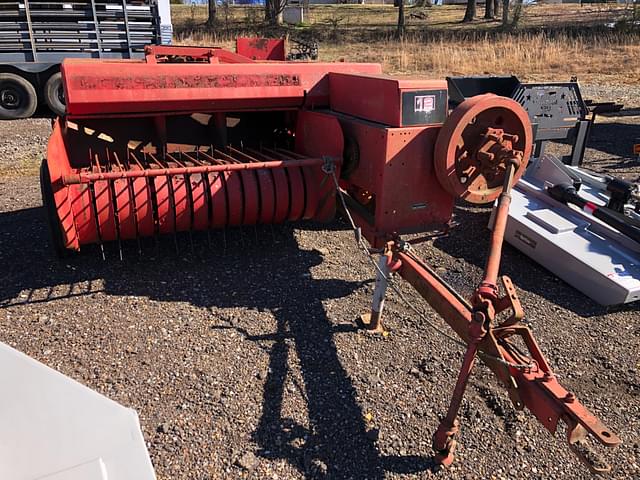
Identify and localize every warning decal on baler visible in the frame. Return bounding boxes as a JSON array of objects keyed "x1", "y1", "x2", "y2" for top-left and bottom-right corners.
[
  {"x1": 401, "y1": 89, "x2": 447, "y2": 126},
  {"x1": 414, "y1": 95, "x2": 435, "y2": 113}
]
